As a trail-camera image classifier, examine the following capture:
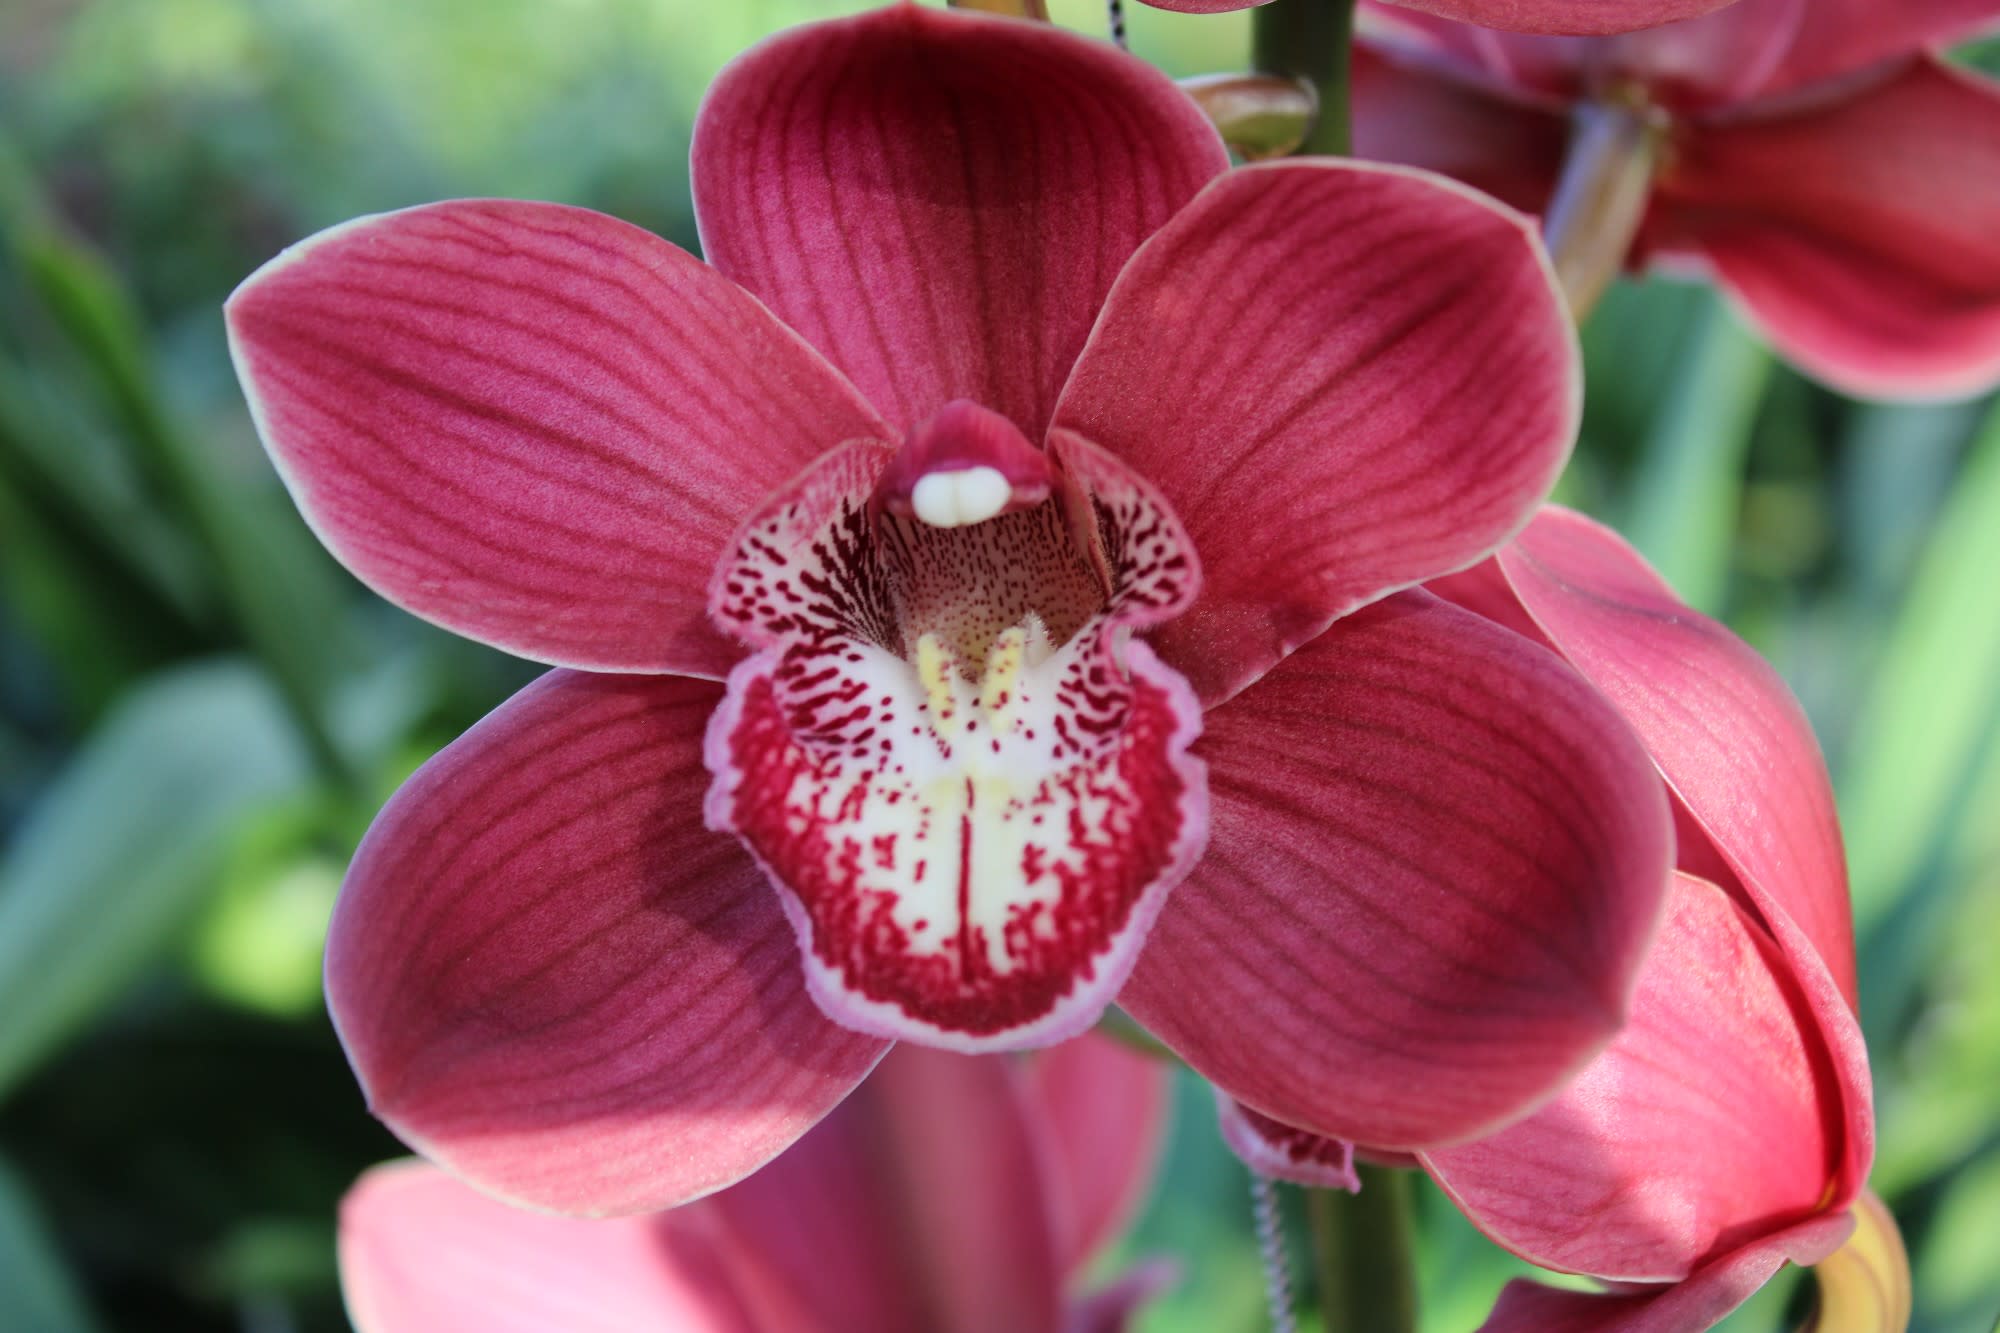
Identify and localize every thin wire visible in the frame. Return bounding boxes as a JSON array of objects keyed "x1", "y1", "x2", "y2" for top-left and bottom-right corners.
[
  {"x1": 1107, "y1": 0, "x2": 1129, "y2": 48},
  {"x1": 1251, "y1": 1171, "x2": 1299, "y2": 1333}
]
